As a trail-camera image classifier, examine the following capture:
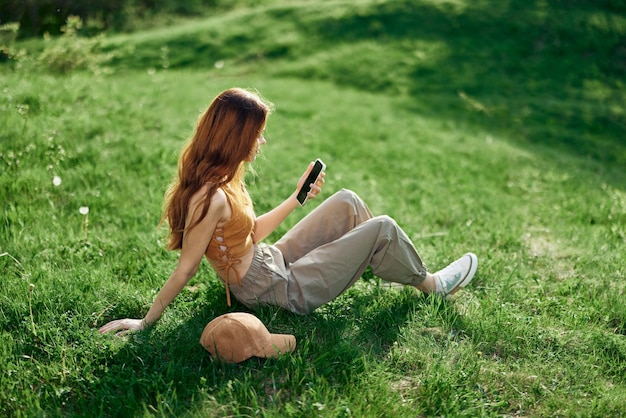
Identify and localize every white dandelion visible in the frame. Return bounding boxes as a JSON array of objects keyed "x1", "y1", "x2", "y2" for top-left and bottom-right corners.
[
  {"x1": 79, "y1": 206, "x2": 89, "y2": 237},
  {"x1": 52, "y1": 176, "x2": 62, "y2": 186}
]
